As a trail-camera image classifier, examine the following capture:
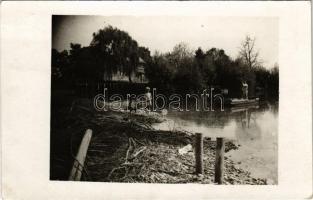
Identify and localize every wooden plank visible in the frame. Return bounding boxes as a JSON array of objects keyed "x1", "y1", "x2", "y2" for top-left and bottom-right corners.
[
  {"x1": 194, "y1": 133, "x2": 204, "y2": 174},
  {"x1": 214, "y1": 137, "x2": 225, "y2": 184},
  {"x1": 69, "y1": 129, "x2": 93, "y2": 181}
]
